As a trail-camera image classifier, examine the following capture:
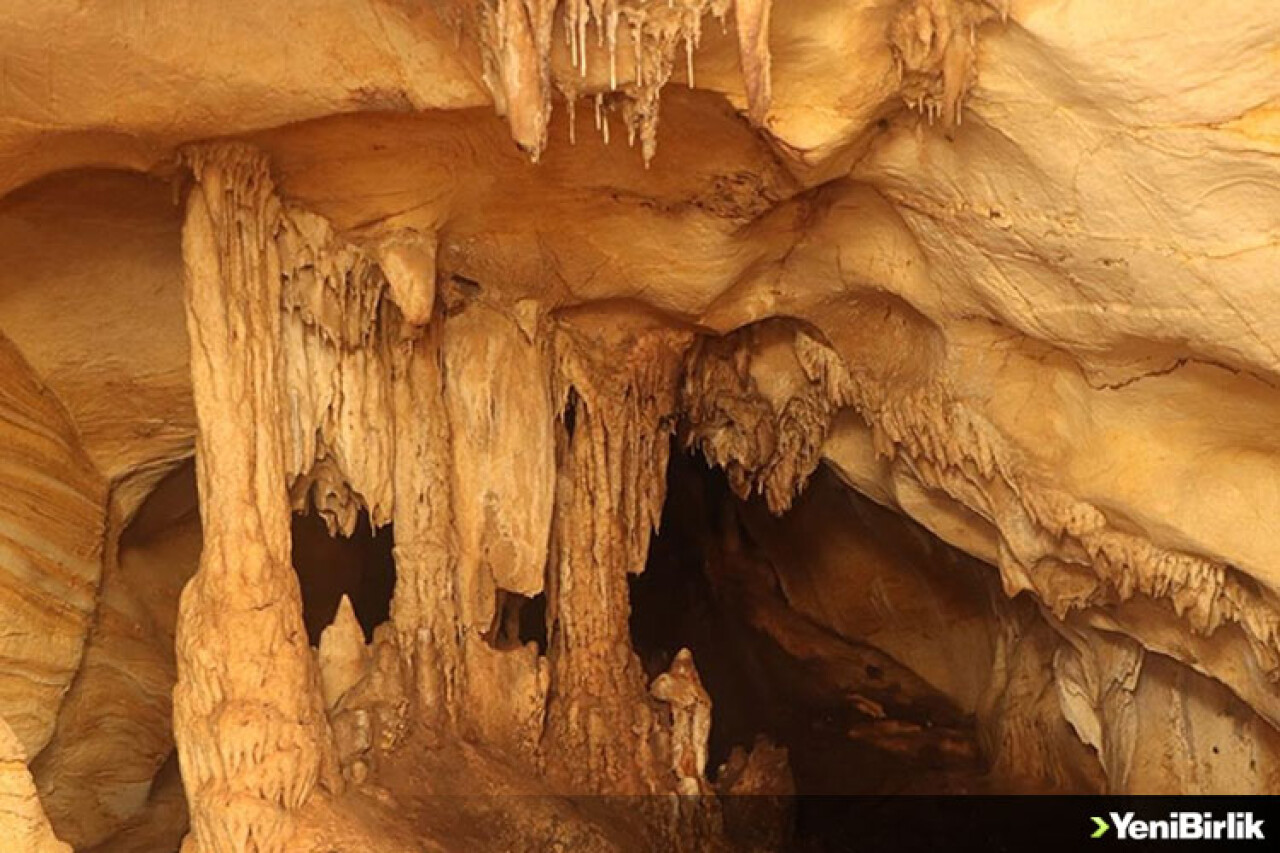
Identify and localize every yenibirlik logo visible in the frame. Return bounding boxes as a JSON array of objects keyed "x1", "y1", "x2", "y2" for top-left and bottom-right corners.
[{"x1": 1091, "y1": 812, "x2": 1265, "y2": 841}]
